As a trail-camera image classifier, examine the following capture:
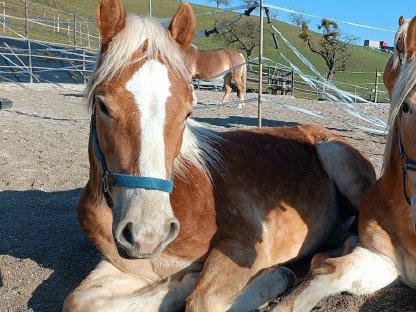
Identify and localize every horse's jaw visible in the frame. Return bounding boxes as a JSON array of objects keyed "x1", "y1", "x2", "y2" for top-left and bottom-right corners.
[{"x1": 411, "y1": 195, "x2": 416, "y2": 224}]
